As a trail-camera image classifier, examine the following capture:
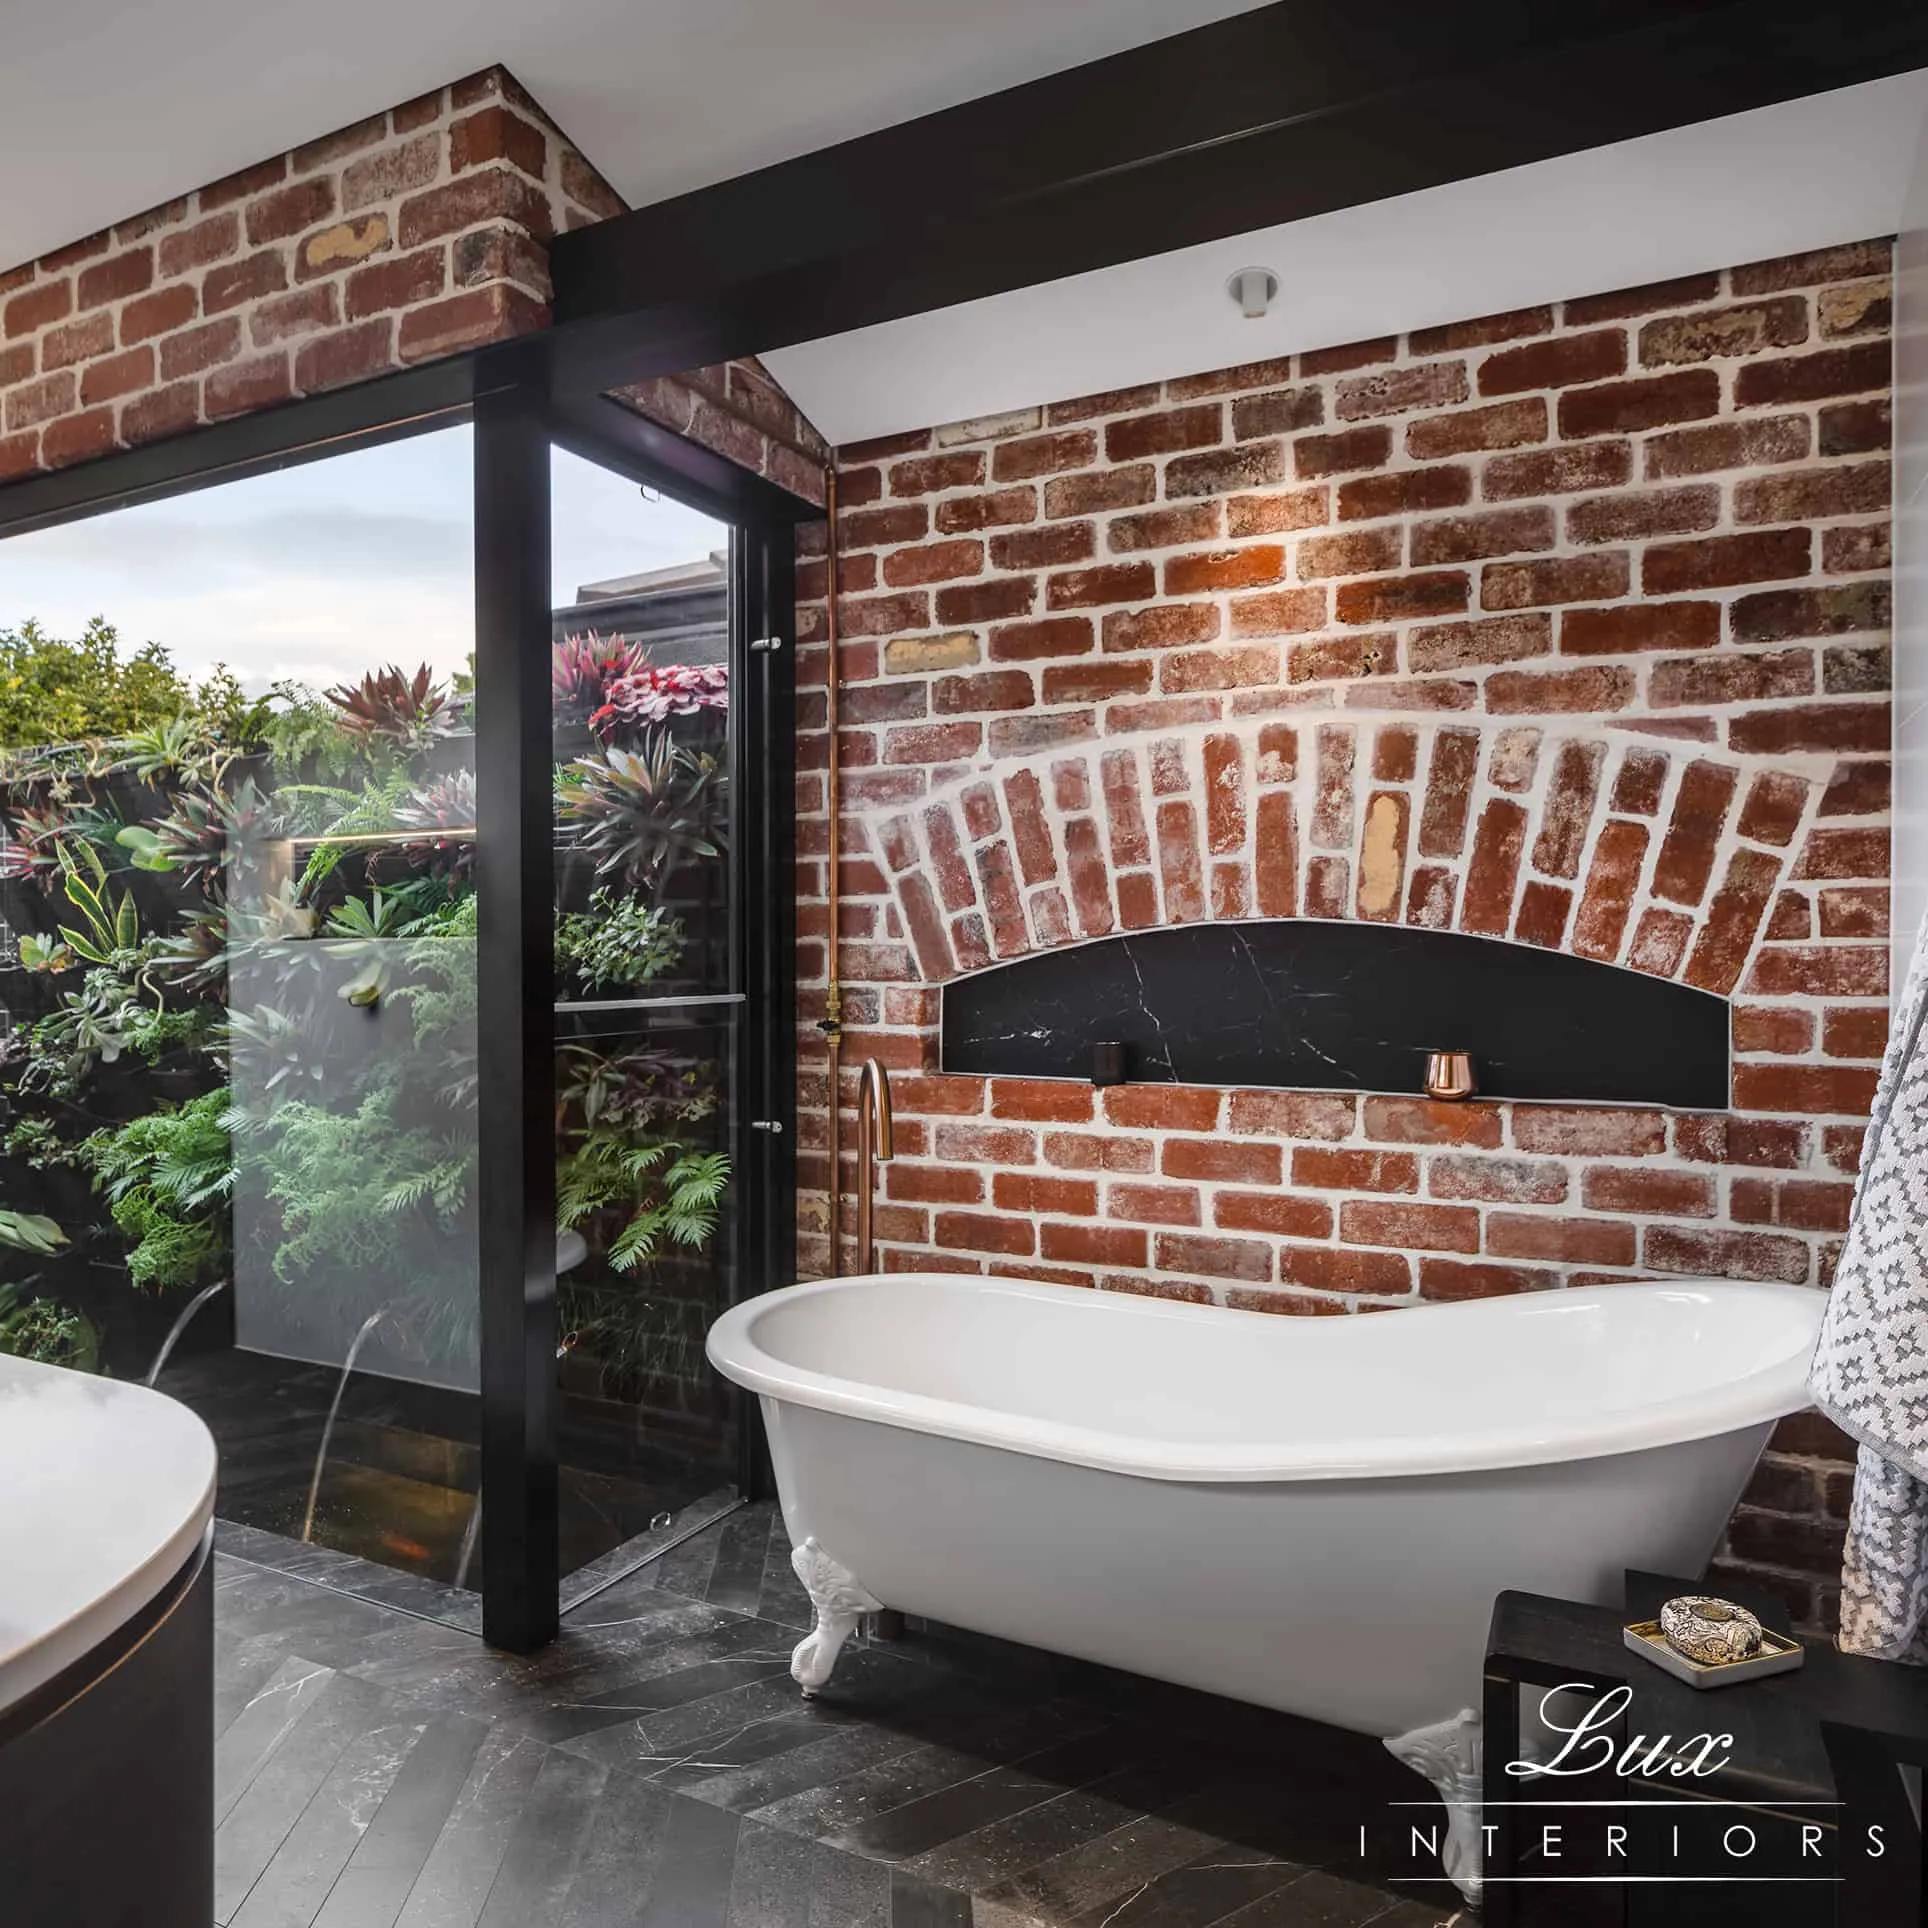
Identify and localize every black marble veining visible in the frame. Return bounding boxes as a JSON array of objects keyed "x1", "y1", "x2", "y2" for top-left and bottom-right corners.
[
  {"x1": 210, "y1": 1504, "x2": 1453, "y2": 1928},
  {"x1": 942, "y1": 920, "x2": 1729, "y2": 1108}
]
